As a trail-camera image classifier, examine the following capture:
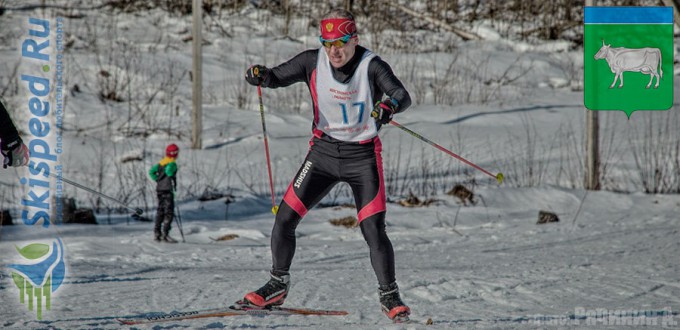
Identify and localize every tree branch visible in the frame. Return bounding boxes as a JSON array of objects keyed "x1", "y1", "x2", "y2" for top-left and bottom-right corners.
[{"x1": 385, "y1": 1, "x2": 482, "y2": 41}]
